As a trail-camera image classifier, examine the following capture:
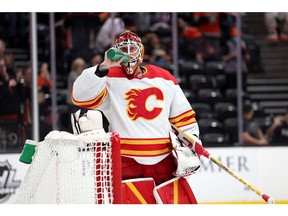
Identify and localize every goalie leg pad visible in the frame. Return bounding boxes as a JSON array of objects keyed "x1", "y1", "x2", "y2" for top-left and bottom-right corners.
[
  {"x1": 121, "y1": 178, "x2": 157, "y2": 204},
  {"x1": 153, "y1": 177, "x2": 198, "y2": 204}
]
